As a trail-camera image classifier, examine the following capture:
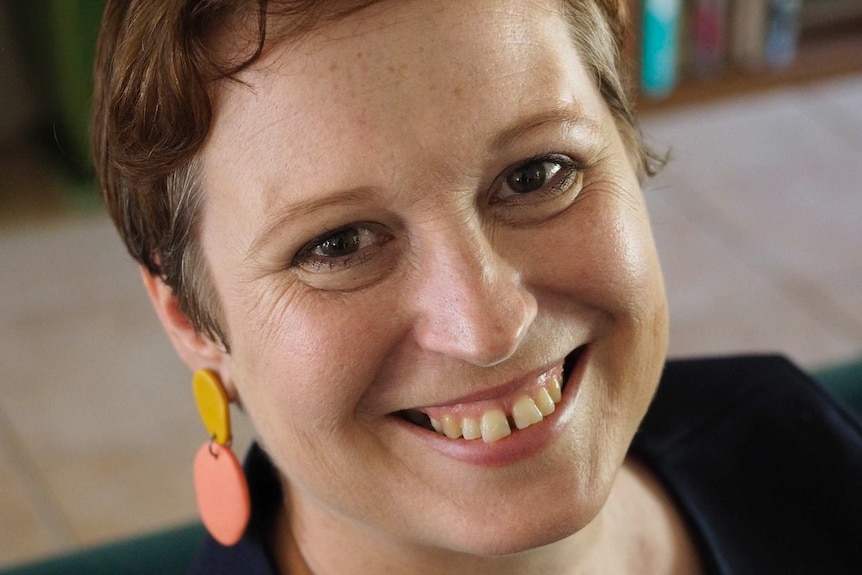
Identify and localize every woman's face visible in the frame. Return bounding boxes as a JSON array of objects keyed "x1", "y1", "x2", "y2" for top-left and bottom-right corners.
[{"x1": 195, "y1": 0, "x2": 667, "y2": 558}]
